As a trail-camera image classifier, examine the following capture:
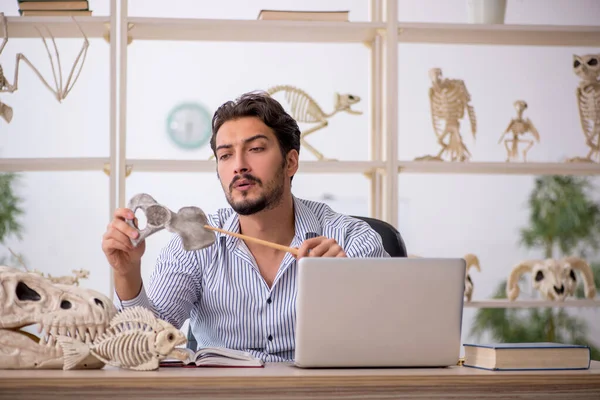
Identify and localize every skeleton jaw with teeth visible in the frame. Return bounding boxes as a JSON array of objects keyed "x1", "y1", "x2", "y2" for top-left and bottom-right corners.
[{"x1": 0, "y1": 266, "x2": 116, "y2": 369}]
